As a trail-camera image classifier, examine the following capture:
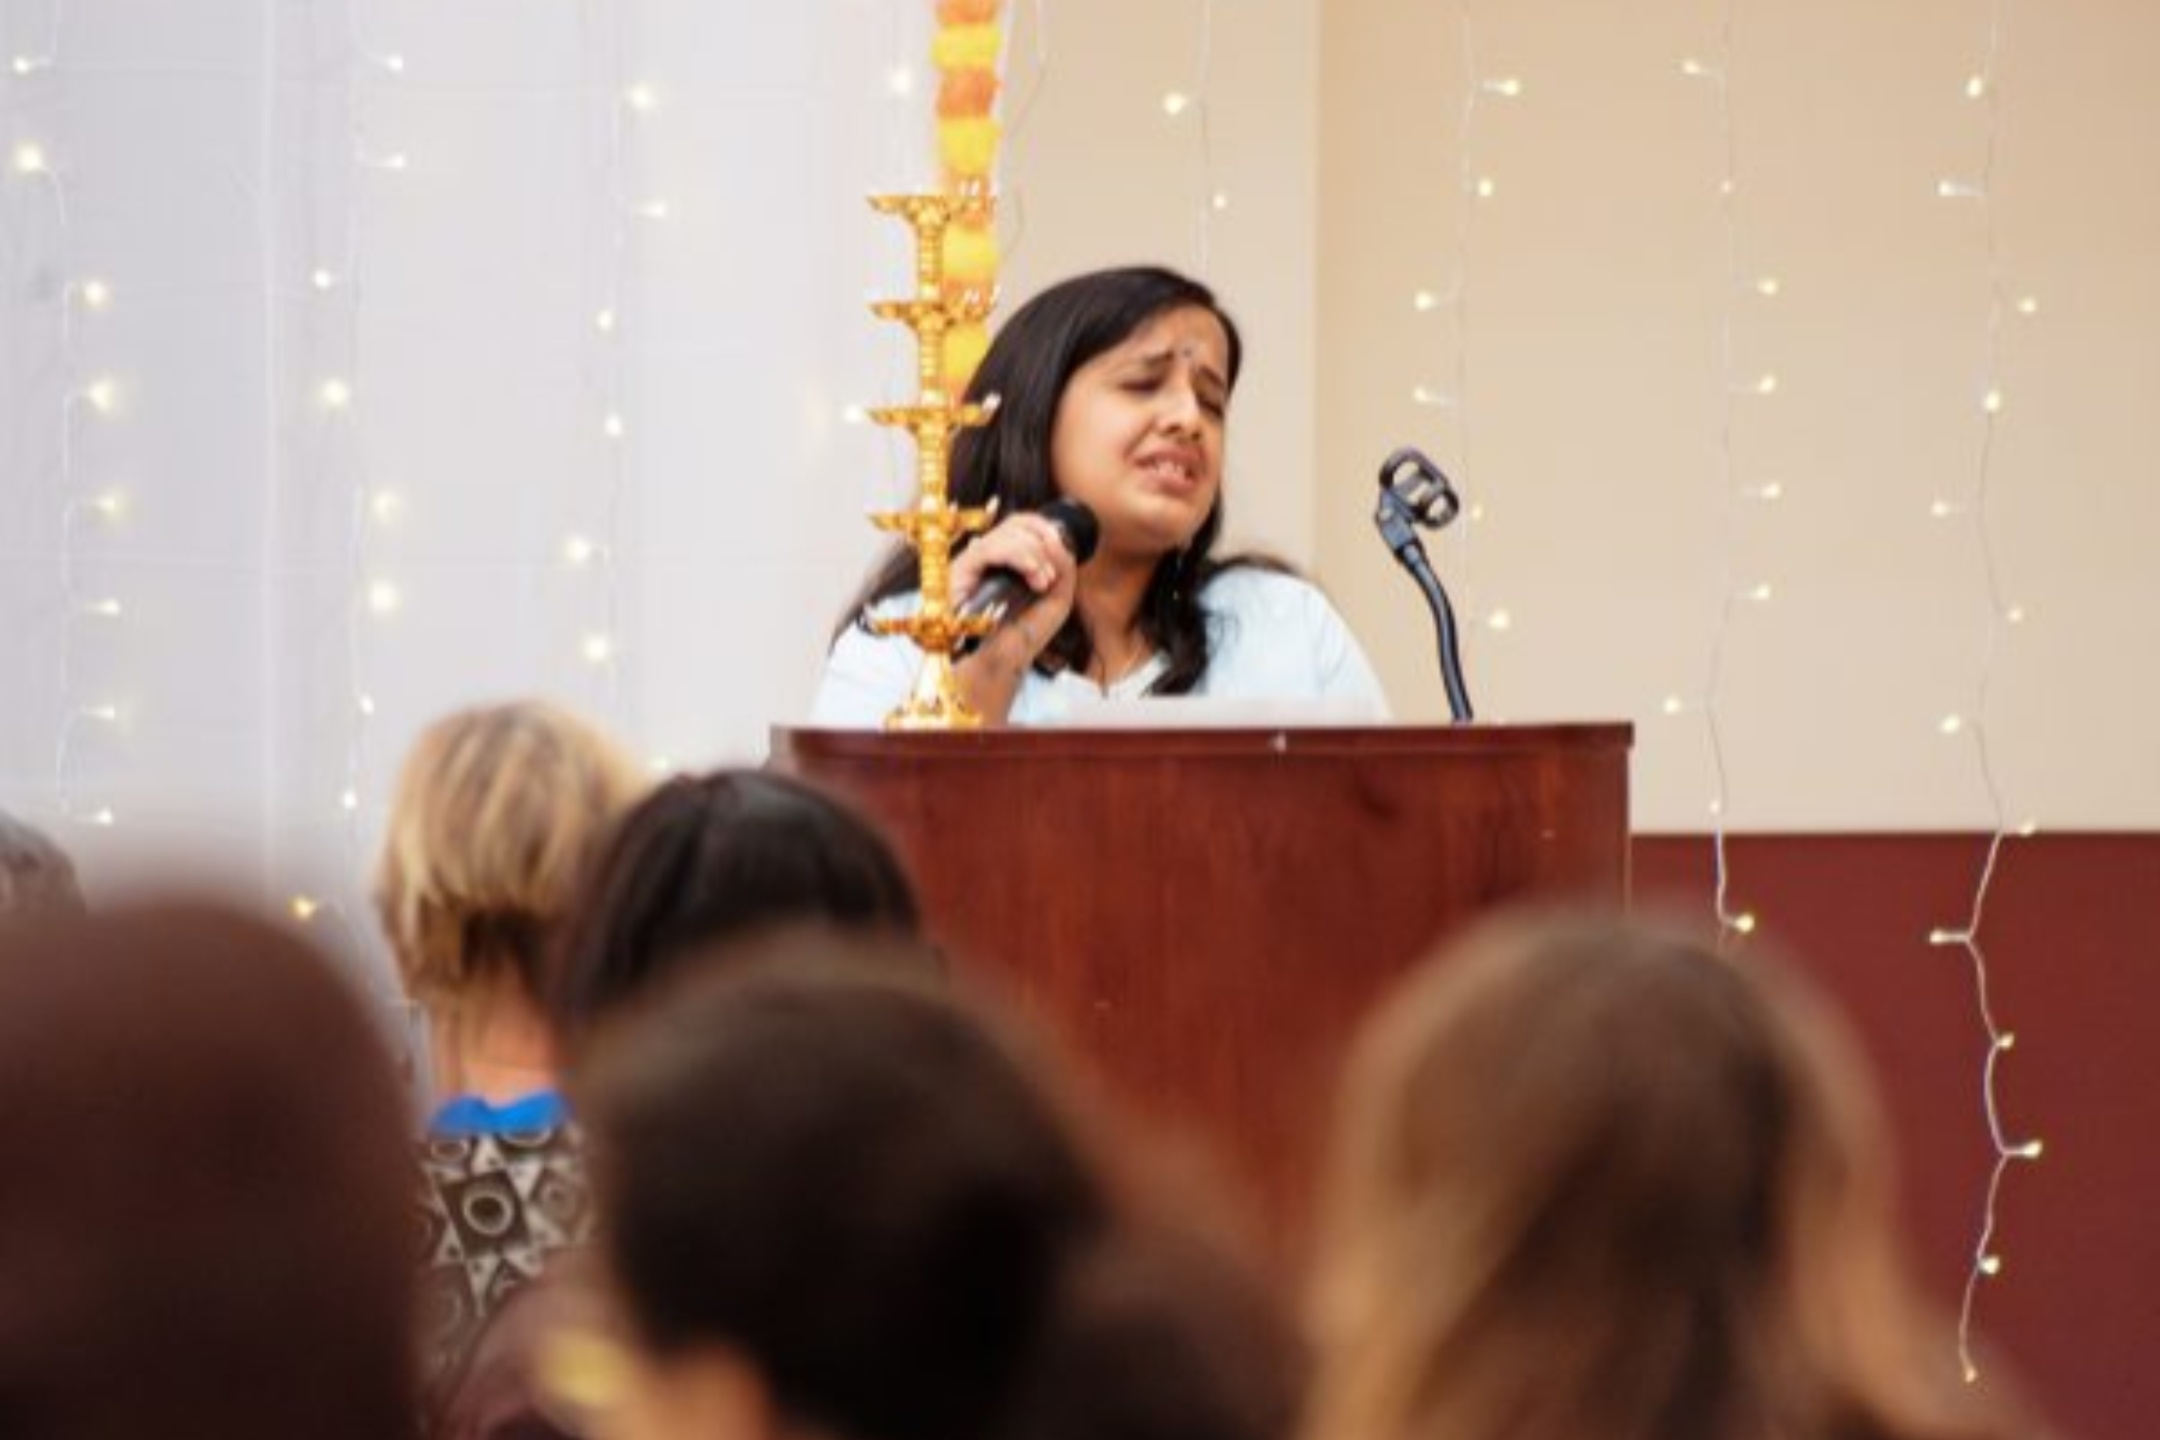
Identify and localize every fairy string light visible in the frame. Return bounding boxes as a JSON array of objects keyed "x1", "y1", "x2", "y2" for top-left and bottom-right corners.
[
  {"x1": 287, "y1": 0, "x2": 403, "y2": 954},
  {"x1": 1928, "y1": 0, "x2": 2042, "y2": 1385},
  {"x1": 572, "y1": 0, "x2": 639, "y2": 725},
  {"x1": 1407, "y1": 1, "x2": 1516, "y2": 659},
  {"x1": 12, "y1": 15, "x2": 130, "y2": 838},
  {"x1": 1679, "y1": 3, "x2": 1778, "y2": 946}
]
